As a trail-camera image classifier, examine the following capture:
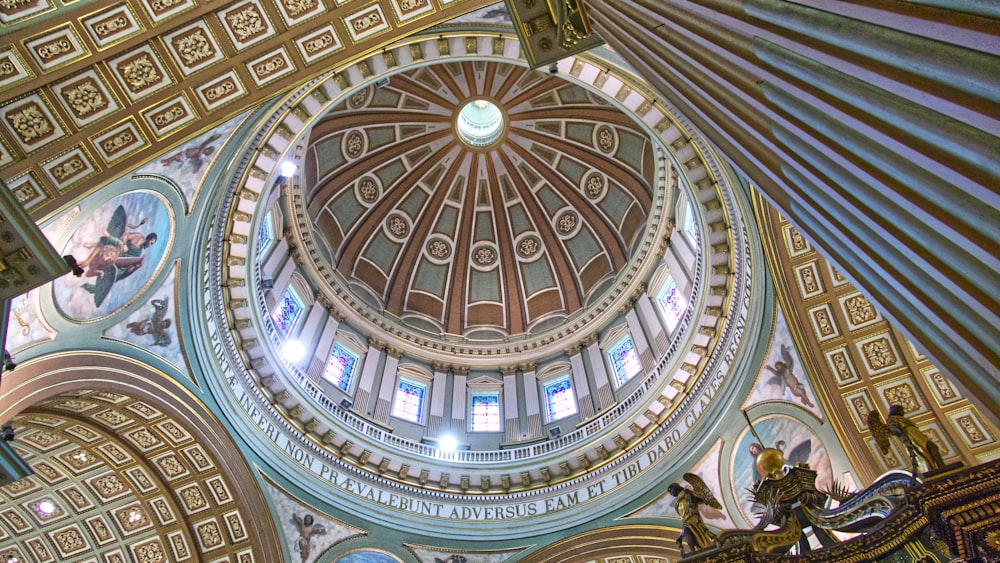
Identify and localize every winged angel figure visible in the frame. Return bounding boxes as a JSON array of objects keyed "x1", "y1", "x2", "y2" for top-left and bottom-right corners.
[
  {"x1": 668, "y1": 473, "x2": 723, "y2": 554},
  {"x1": 765, "y1": 344, "x2": 814, "y2": 407},
  {"x1": 76, "y1": 205, "x2": 158, "y2": 307},
  {"x1": 868, "y1": 406, "x2": 944, "y2": 474}
]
